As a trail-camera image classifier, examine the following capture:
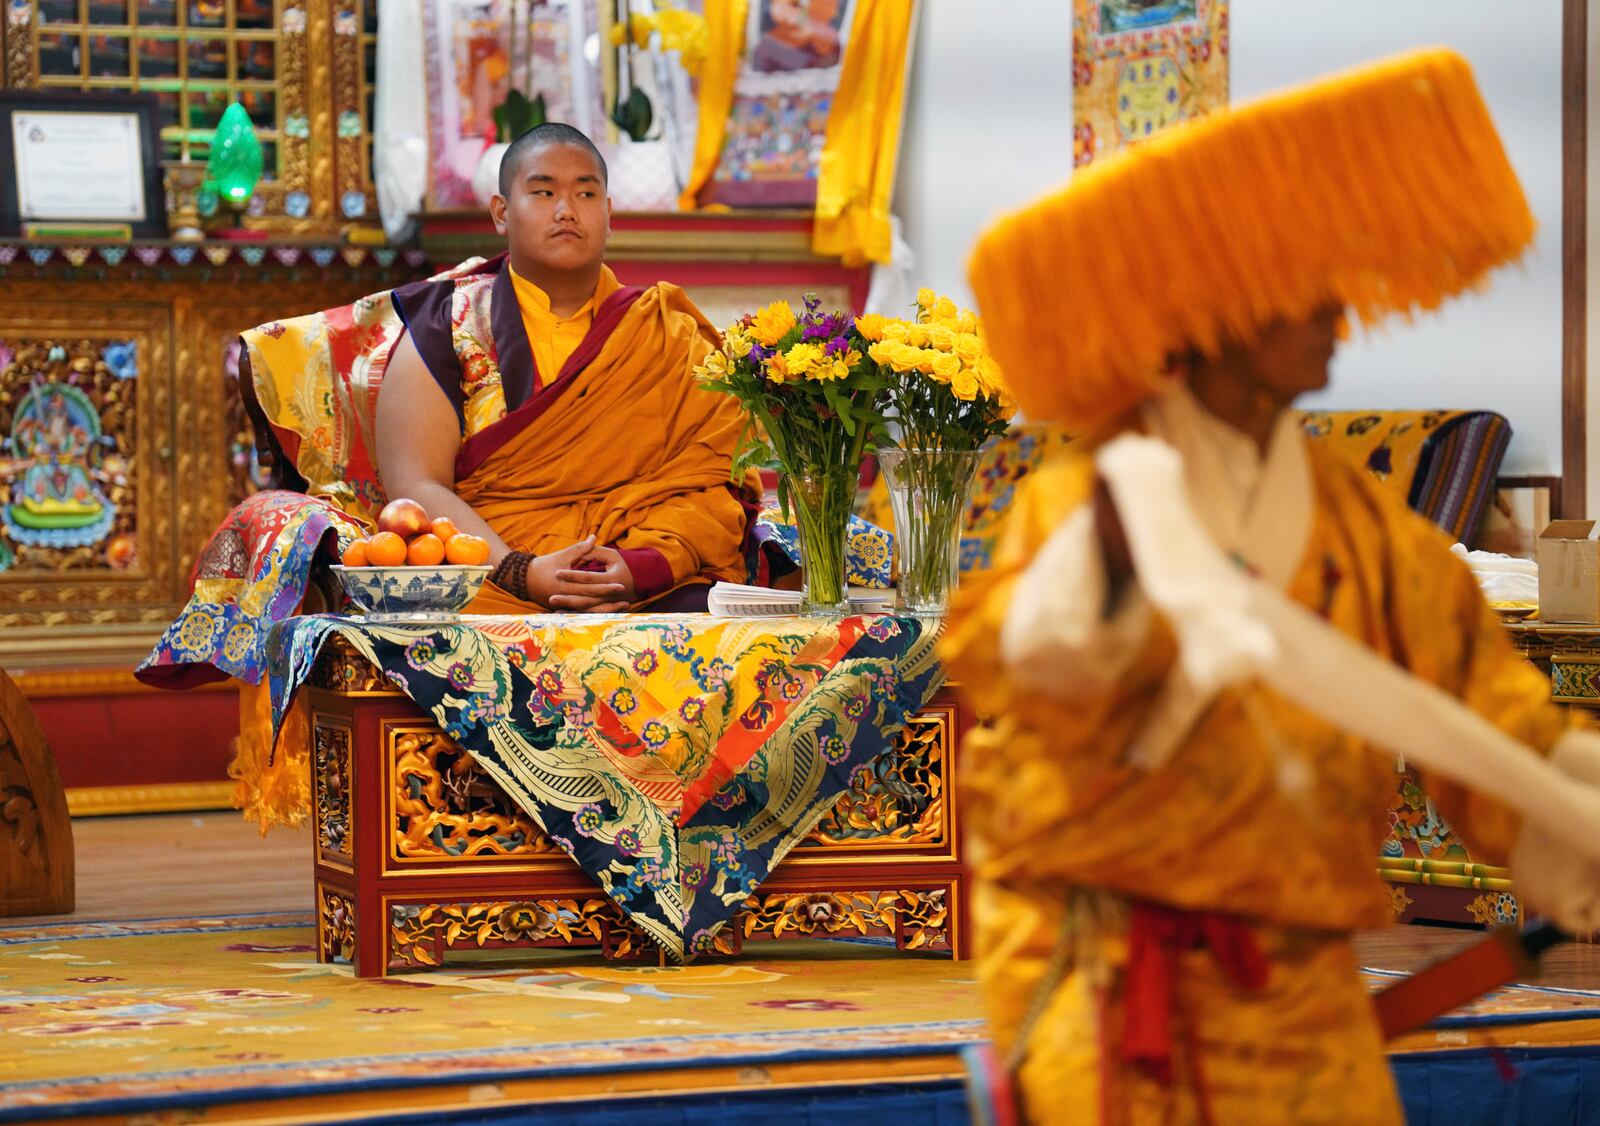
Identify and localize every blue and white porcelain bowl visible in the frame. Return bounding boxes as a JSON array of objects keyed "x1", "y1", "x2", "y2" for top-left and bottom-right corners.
[{"x1": 329, "y1": 564, "x2": 492, "y2": 617}]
